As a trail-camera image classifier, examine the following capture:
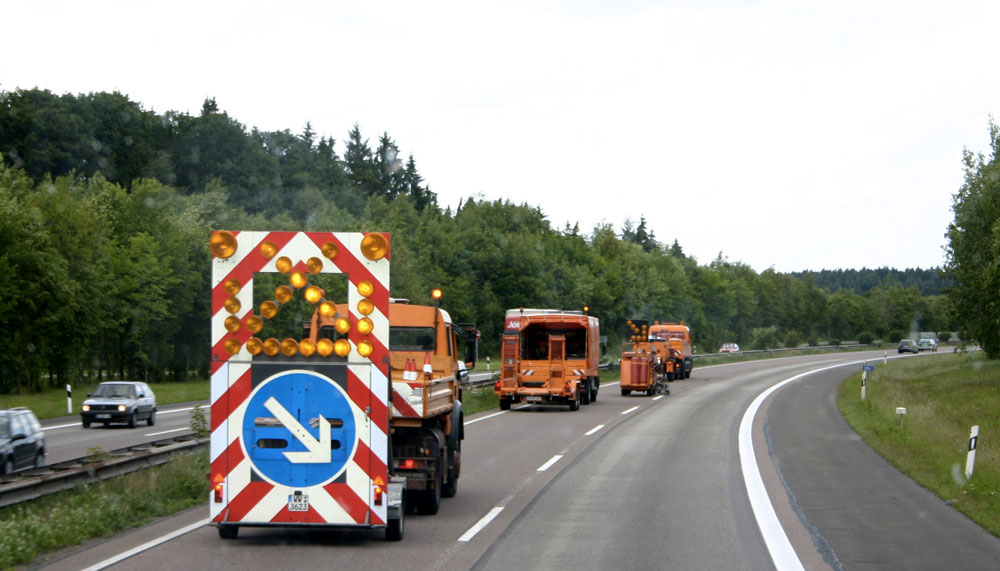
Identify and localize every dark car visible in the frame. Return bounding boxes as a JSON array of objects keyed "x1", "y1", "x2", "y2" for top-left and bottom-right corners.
[
  {"x1": 1, "y1": 407, "x2": 46, "y2": 475},
  {"x1": 898, "y1": 339, "x2": 919, "y2": 354},
  {"x1": 81, "y1": 382, "x2": 157, "y2": 428}
]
